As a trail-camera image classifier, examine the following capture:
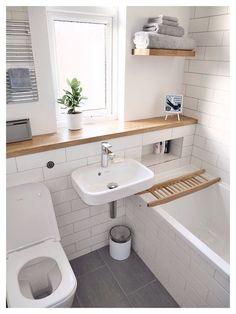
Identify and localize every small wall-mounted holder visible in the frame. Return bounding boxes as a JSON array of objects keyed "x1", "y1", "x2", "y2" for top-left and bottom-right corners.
[
  {"x1": 164, "y1": 94, "x2": 183, "y2": 122},
  {"x1": 46, "y1": 161, "x2": 55, "y2": 169}
]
